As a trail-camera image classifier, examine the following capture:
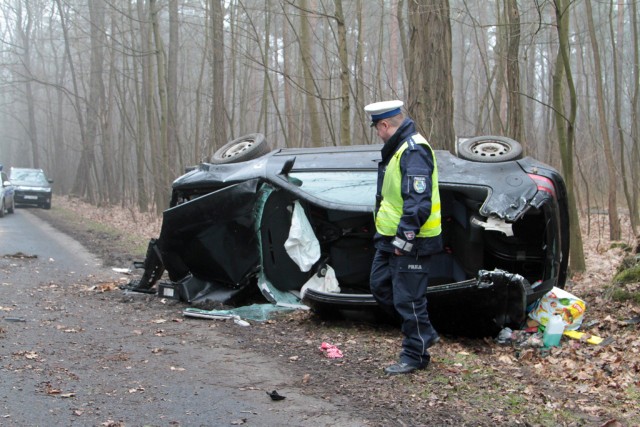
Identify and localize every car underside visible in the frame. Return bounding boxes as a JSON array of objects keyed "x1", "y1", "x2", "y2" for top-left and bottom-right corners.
[{"x1": 126, "y1": 137, "x2": 569, "y2": 337}]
